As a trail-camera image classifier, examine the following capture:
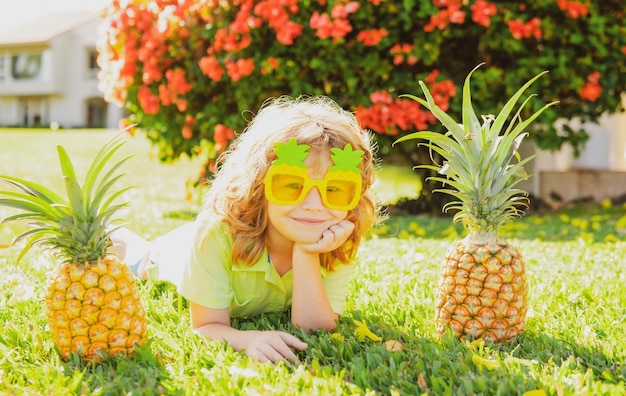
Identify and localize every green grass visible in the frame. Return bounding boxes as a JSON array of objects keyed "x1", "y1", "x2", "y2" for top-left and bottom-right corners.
[
  {"x1": 1, "y1": 130, "x2": 625, "y2": 395},
  {"x1": 373, "y1": 164, "x2": 422, "y2": 205}
]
